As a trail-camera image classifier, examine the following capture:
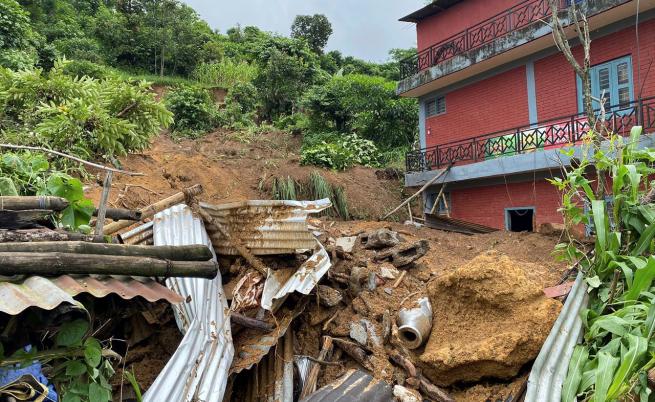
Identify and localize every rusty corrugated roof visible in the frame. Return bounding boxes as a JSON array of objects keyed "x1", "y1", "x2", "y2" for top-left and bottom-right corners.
[
  {"x1": 200, "y1": 199, "x2": 331, "y2": 255},
  {"x1": 0, "y1": 274, "x2": 183, "y2": 316}
]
